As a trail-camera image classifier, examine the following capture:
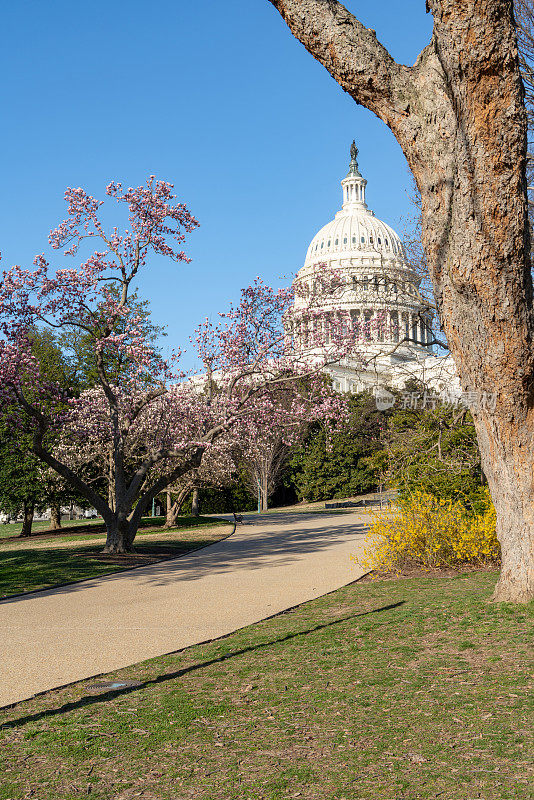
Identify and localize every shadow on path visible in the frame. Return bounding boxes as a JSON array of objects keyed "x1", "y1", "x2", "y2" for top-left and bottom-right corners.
[
  {"x1": 215, "y1": 509, "x2": 365, "y2": 525},
  {"x1": 0, "y1": 516, "x2": 369, "y2": 604},
  {"x1": 0, "y1": 601, "x2": 403, "y2": 729}
]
